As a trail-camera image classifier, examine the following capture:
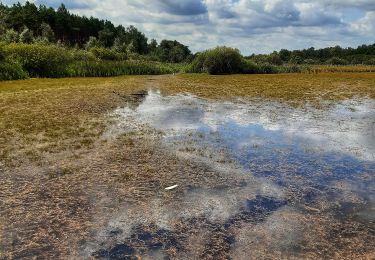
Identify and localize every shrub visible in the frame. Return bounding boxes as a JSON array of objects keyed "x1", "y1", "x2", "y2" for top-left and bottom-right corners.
[
  {"x1": 71, "y1": 49, "x2": 96, "y2": 62},
  {"x1": 256, "y1": 64, "x2": 278, "y2": 74},
  {"x1": 186, "y1": 51, "x2": 207, "y2": 73},
  {"x1": 241, "y1": 59, "x2": 259, "y2": 74},
  {"x1": 189, "y1": 46, "x2": 244, "y2": 74},
  {"x1": 303, "y1": 59, "x2": 319, "y2": 65},
  {"x1": 19, "y1": 27, "x2": 34, "y2": 43},
  {"x1": 1, "y1": 29, "x2": 19, "y2": 43},
  {"x1": 89, "y1": 47, "x2": 126, "y2": 61},
  {"x1": 289, "y1": 55, "x2": 303, "y2": 64},
  {"x1": 364, "y1": 58, "x2": 375, "y2": 65},
  {"x1": 325, "y1": 57, "x2": 349, "y2": 65},
  {"x1": 0, "y1": 43, "x2": 5, "y2": 61},
  {"x1": 40, "y1": 22, "x2": 55, "y2": 42},
  {"x1": 205, "y1": 46, "x2": 243, "y2": 74},
  {"x1": 0, "y1": 62, "x2": 28, "y2": 80},
  {"x1": 266, "y1": 54, "x2": 283, "y2": 65},
  {"x1": 3, "y1": 43, "x2": 72, "y2": 77},
  {"x1": 85, "y1": 36, "x2": 102, "y2": 49}
]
